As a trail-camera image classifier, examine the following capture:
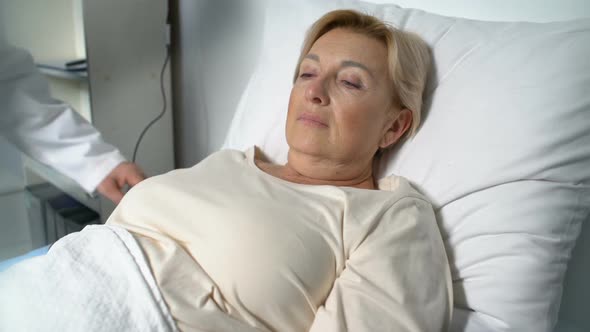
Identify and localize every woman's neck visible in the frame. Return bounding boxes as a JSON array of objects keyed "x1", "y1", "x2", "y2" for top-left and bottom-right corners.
[
  {"x1": 284, "y1": 163, "x2": 376, "y2": 189},
  {"x1": 256, "y1": 149, "x2": 376, "y2": 190}
]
